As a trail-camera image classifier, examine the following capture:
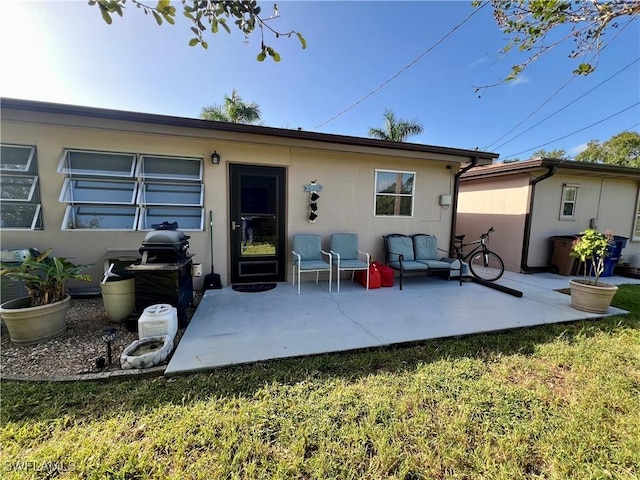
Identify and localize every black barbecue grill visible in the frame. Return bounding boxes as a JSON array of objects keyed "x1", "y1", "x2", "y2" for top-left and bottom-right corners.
[
  {"x1": 139, "y1": 229, "x2": 190, "y2": 264},
  {"x1": 127, "y1": 223, "x2": 194, "y2": 326}
]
